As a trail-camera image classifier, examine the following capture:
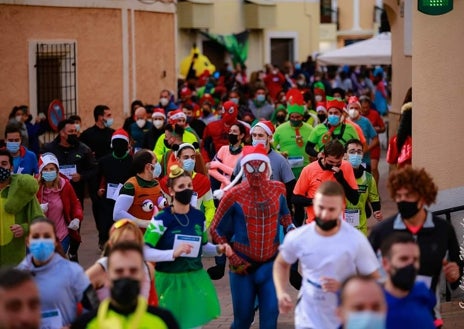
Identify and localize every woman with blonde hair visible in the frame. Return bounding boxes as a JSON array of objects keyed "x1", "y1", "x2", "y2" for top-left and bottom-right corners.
[{"x1": 85, "y1": 219, "x2": 157, "y2": 305}]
